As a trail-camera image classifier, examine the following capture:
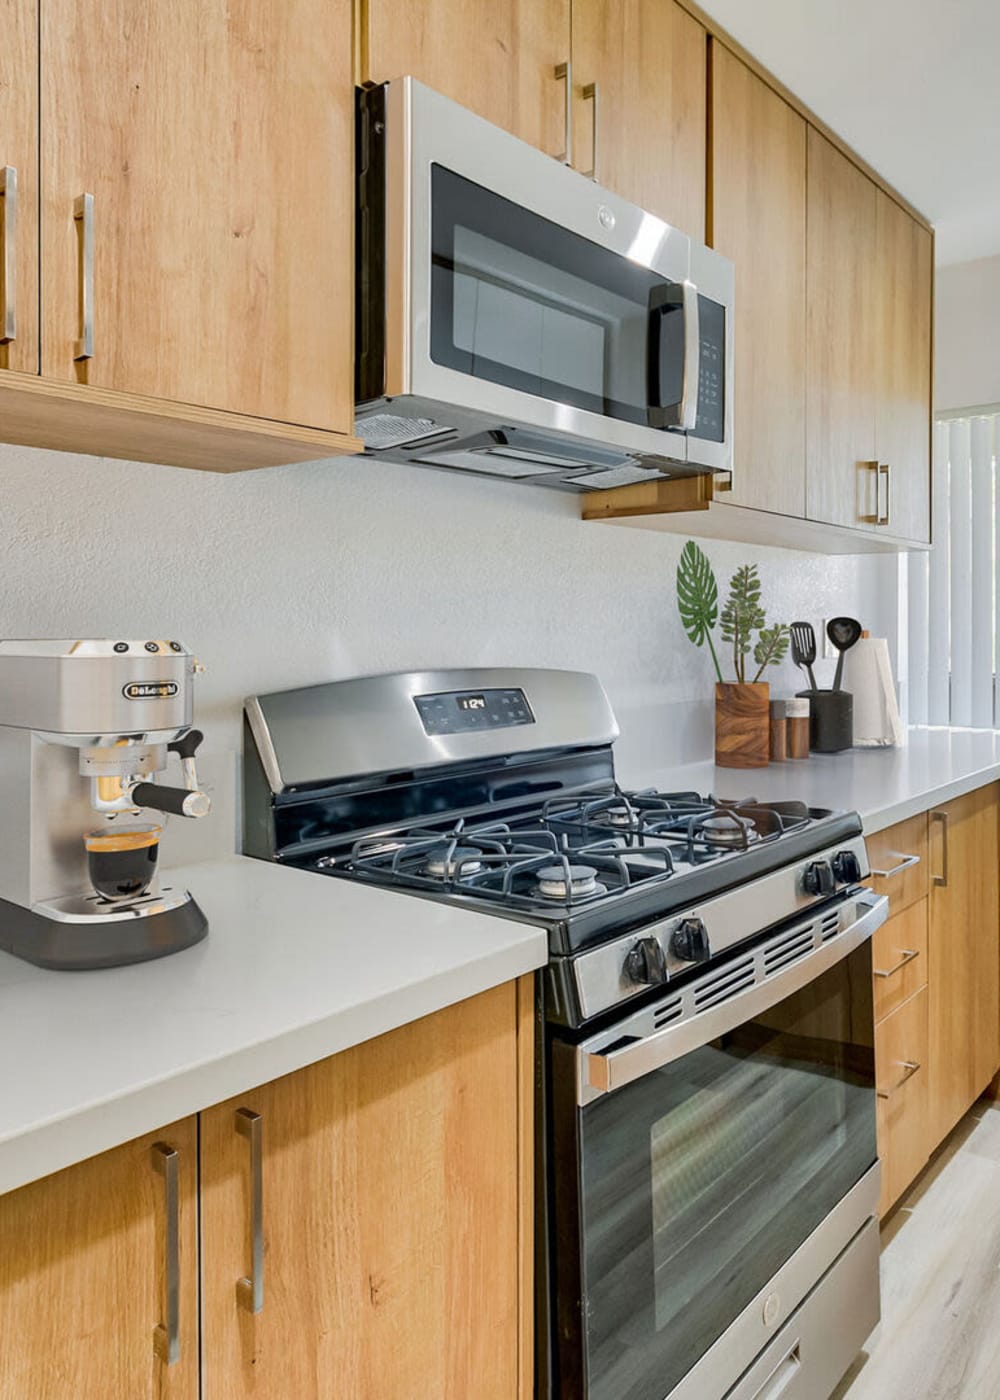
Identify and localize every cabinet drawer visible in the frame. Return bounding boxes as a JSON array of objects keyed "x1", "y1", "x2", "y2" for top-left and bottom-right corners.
[
  {"x1": 872, "y1": 897, "x2": 928, "y2": 1022},
  {"x1": 876, "y1": 985, "x2": 929, "y2": 1216},
  {"x1": 867, "y1": 813, "x2": 928, "y2": 917}
]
